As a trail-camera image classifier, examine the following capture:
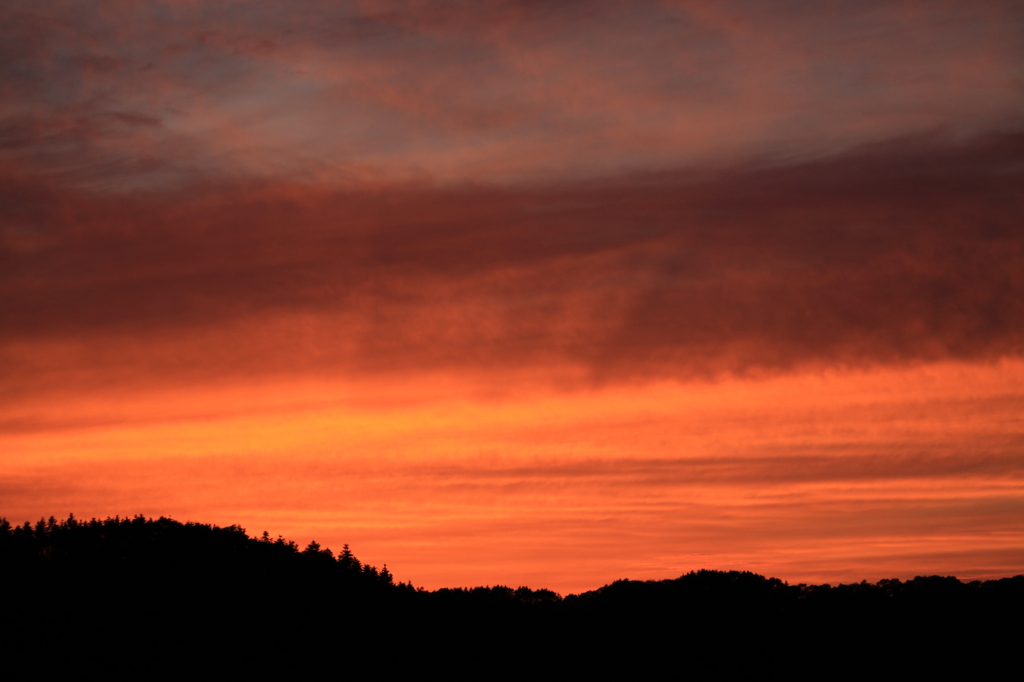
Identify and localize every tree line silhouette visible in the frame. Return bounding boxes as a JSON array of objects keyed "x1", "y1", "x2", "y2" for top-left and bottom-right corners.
[{"x1": 2, "y1": 514, "x2": 1019, "y2": 676}]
